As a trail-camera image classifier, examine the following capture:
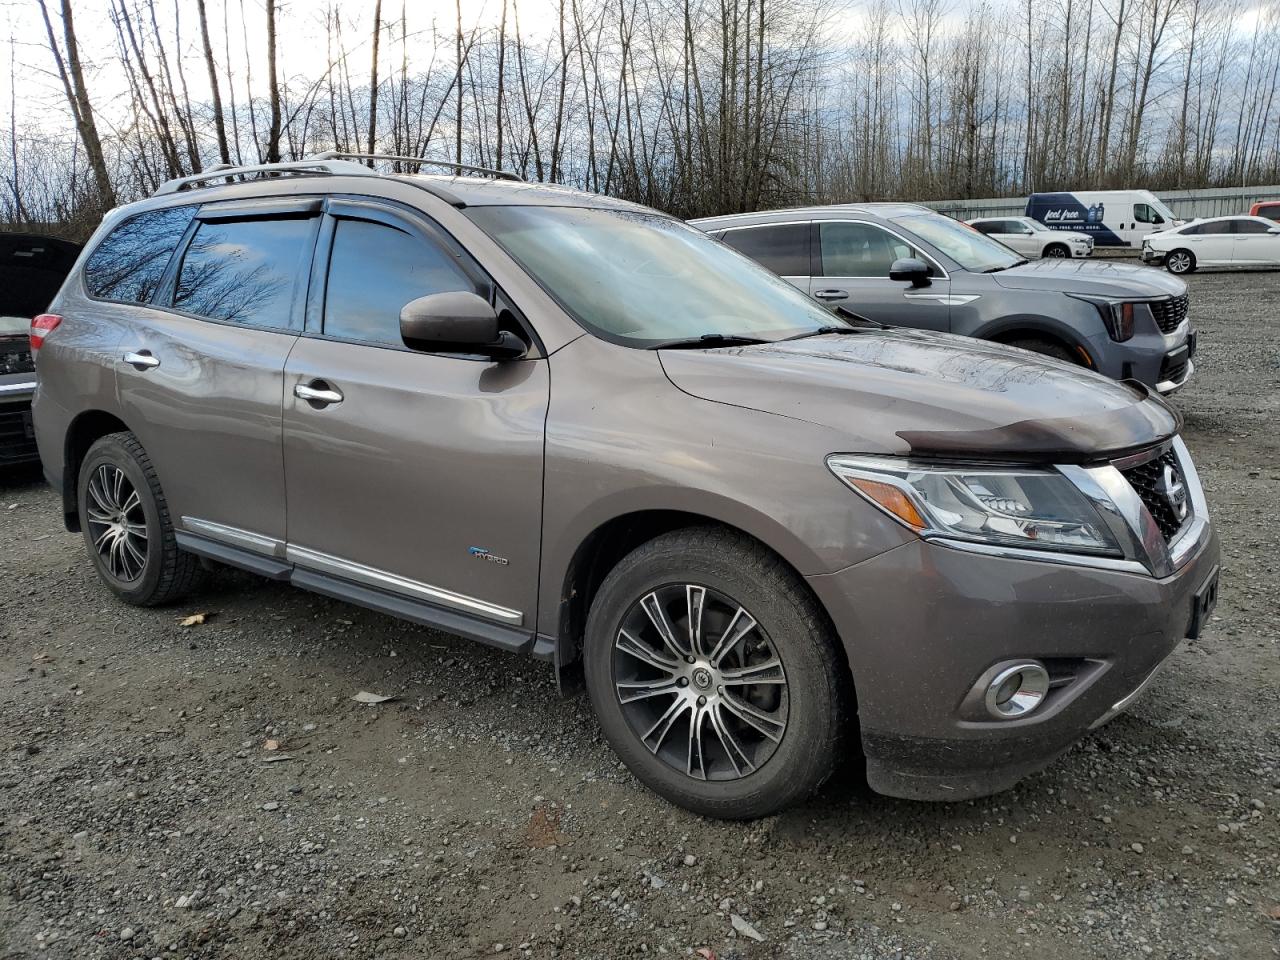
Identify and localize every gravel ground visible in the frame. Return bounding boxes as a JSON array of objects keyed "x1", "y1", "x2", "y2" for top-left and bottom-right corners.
[{"x1": 2, "y1": 266, "x2": 1278, "y2": 960}]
